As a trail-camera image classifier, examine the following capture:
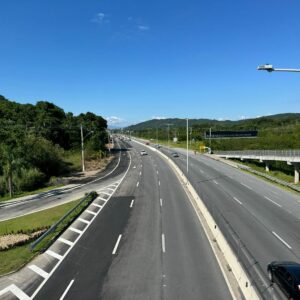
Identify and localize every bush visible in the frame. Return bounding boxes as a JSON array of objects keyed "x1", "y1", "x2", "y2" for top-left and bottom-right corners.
[
  {"x1": 0, "y1": 176, "x2": 6, "y2": 197},
  {"x1": 14, "y1": 168, "x2": 46, "y2": 192}
]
